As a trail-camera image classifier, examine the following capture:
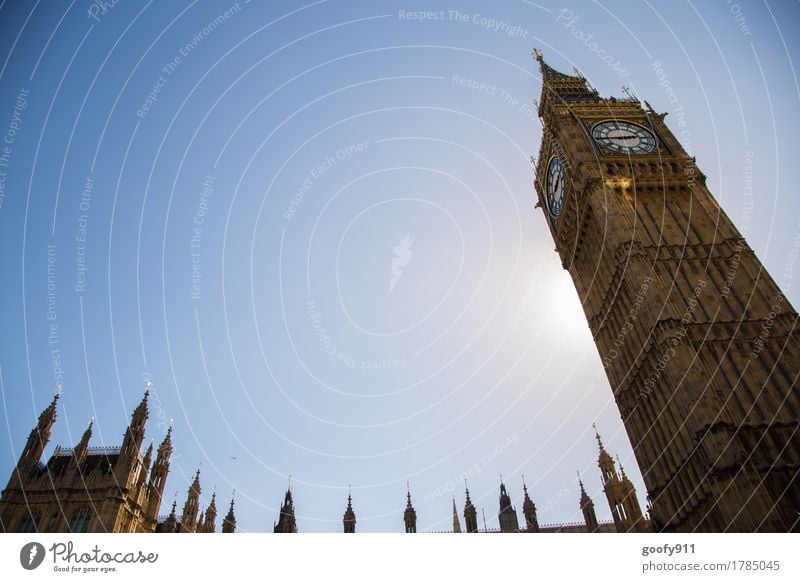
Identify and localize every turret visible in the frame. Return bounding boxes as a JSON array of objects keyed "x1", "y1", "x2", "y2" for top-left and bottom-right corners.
[
  {"x1": 120, "y1": 391, "x2": 149, "y2": 465},
  {"x1": 22, "y1": 393, "x2": 59, "y2": 464},
  {"x1": 161, "y1": 499, "x2": 178, "y2": 533},
  {"x1": 343, "y1": 488, "x2": 356, "y2": 533},
  {"x1": 618, "y1": 458, "x2": 646, "y2": 532},
  {"x1": 274, "y1": 486, "x2": 297, "y2": 533},
  {"x1": 73, "y1": 417, "x2": 93, "y2": 471},
  {"x1": 595, "y1": 426, "x2": 633, "y2": 532},
  {"x1": 203, "y1": 492, "x2": 217, "y2": 533},
  {"x1": 403, "y1": 483, "x2": 417, "y2": 533},
  {"x1": 521, "y1": 476, "x2": 539, "y2": 532},
  {"x1": 579, "y1": 473, "x2": 599, "y2": 533},
  {"x1": 222, "y1": 495, "x2": 236, "y2": 533},
  {"x1": 463, "y1": 484, "x2": 478, "y2": 533},
  {"x1": 180, "y1": 468, "x2": 201, "y2": 533},
  {"x1": 6, "y1": 392, "x2": 59, "y2": 490},
  {"x1": 146, "y1": 427, "x2": 172, "y2": 520},
  {"x1": 498, "y1": 478, "x2": 520, "y2": 533}
]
